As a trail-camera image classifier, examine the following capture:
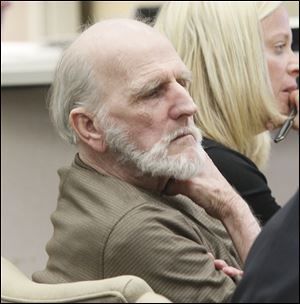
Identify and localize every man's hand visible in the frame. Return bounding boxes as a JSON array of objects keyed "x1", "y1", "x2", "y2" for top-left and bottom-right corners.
[
  {"x1": 214, "y1": 259, "x2": 243, "y2": 277},
  {"x1": 208, "y1": 252, "x2": 243, "y2": 283},
  {"x1": 164, "y1": 152, "x2": 244, "y2": 220},
  {"x1": 164, "y1": 151, "x2": 261, "y2": 264}
]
